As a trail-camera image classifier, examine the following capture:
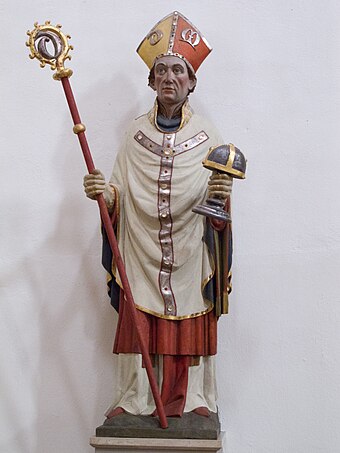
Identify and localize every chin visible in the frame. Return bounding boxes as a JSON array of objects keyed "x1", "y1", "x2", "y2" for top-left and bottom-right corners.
[{"x1": 160, "y1": 94, "x2": 177, "y2": 103}]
